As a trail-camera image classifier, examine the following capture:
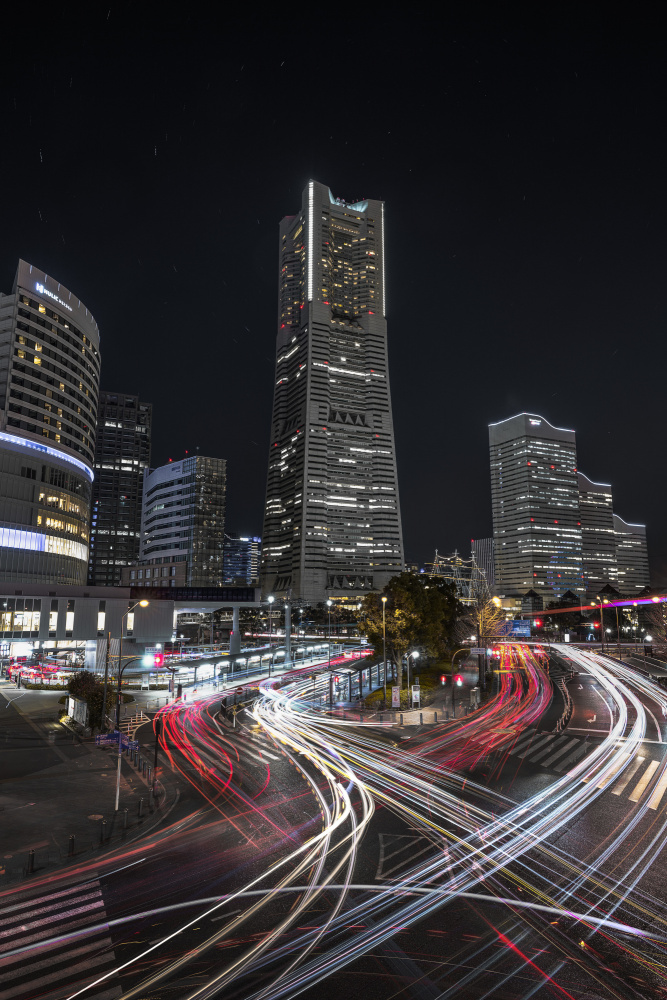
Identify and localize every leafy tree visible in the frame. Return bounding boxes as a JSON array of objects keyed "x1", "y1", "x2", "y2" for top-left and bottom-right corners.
[
  {"x1": 643, "y1": 602, "x2": 667, "y2": 644},
  {"x1": 361, "y1": 574, "x2": 462, "y2": 687},
  {"x1": 67, "y1": 670, "x2": 117, "y2": 731},
  {"x1": 457, "y1": 595, "x2": 508, "y2": 647}
]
